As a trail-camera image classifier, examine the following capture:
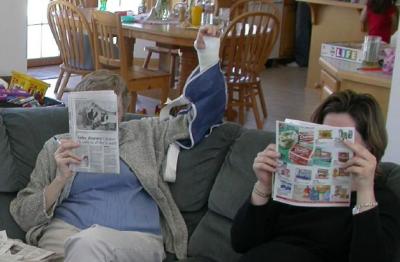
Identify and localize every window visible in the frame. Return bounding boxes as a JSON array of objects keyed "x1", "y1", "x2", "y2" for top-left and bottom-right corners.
[{"x1": 27, "y1": 0, "x2": 59, "y2": 60}]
